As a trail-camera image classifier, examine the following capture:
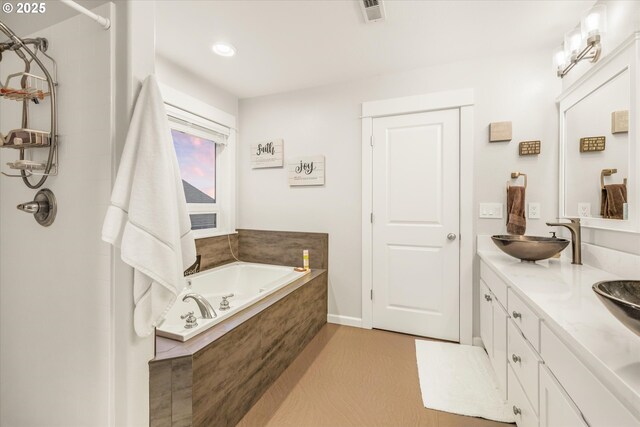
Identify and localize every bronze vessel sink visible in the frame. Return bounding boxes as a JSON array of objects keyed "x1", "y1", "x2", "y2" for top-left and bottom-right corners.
[
  {"x1": 491, "y1": 235, "x2": 570, "y2": 262},
  {"x1": 593, "y1": 281, "x2": 640, "y2": 337}
]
